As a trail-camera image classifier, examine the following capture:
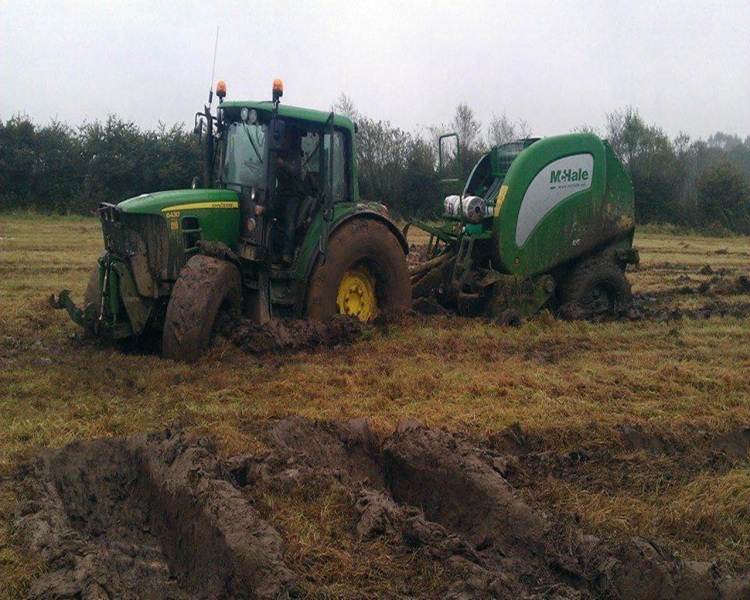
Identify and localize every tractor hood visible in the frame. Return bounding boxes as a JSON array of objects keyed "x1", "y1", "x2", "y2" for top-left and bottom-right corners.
[
  {"x1": 118, "y1": 189, "x2": 240, "y2": 216},
  {"x1": 107, "y1": 188, "x2": 241, "y2": 254}
]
